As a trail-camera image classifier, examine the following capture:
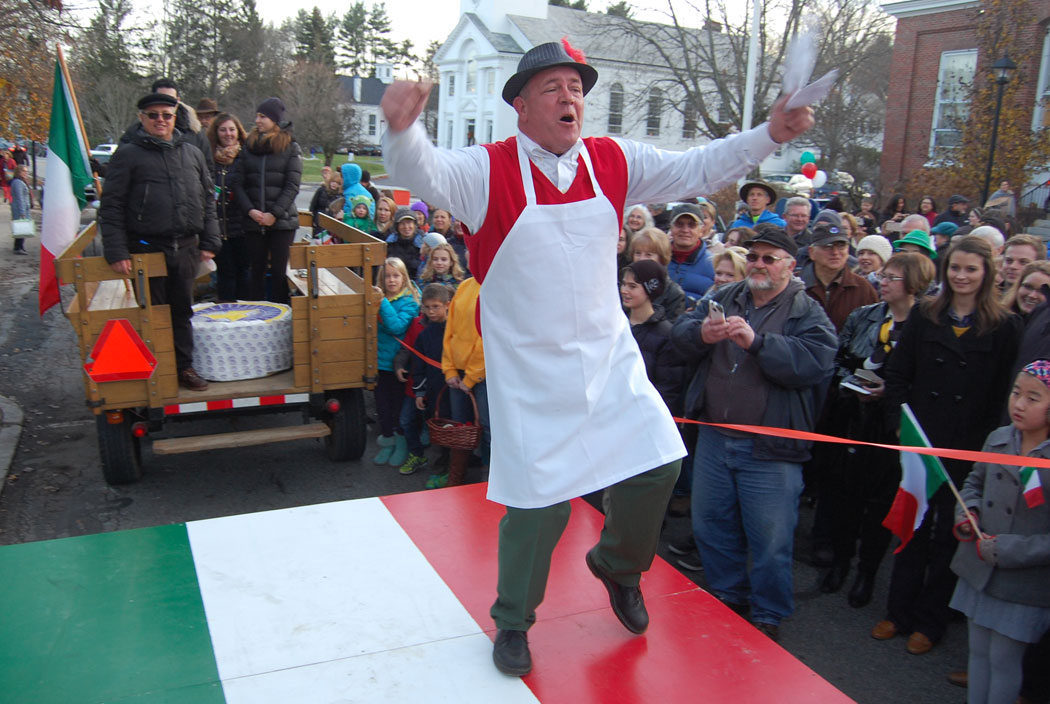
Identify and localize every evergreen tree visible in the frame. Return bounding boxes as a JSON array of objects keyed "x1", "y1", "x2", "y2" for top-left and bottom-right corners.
[{"x1": 294, "y1": 7, "x2": 336, "y2": 67}]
